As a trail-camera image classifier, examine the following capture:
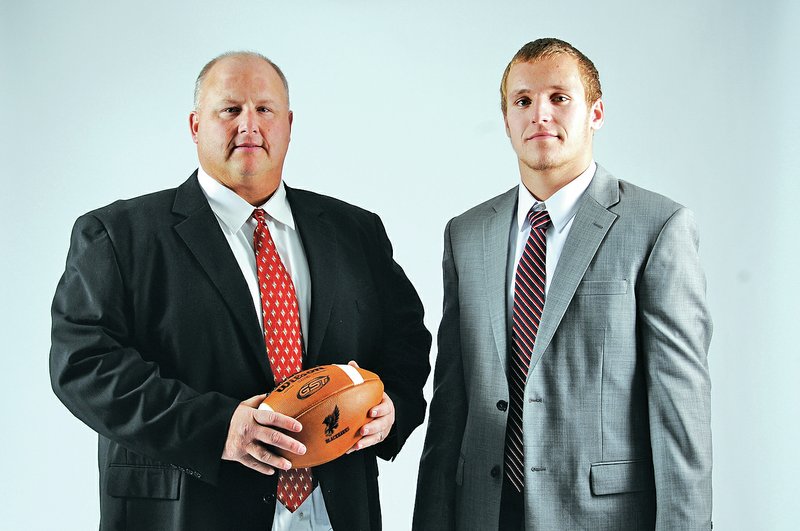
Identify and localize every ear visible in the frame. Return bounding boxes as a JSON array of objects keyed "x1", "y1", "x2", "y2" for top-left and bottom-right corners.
[
  {"x1": 189, "y1": 111, "x2": 200, "y2": 144},
  {"x1": 589, "y1": 99, "x2": 604, "y2": 131}
]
